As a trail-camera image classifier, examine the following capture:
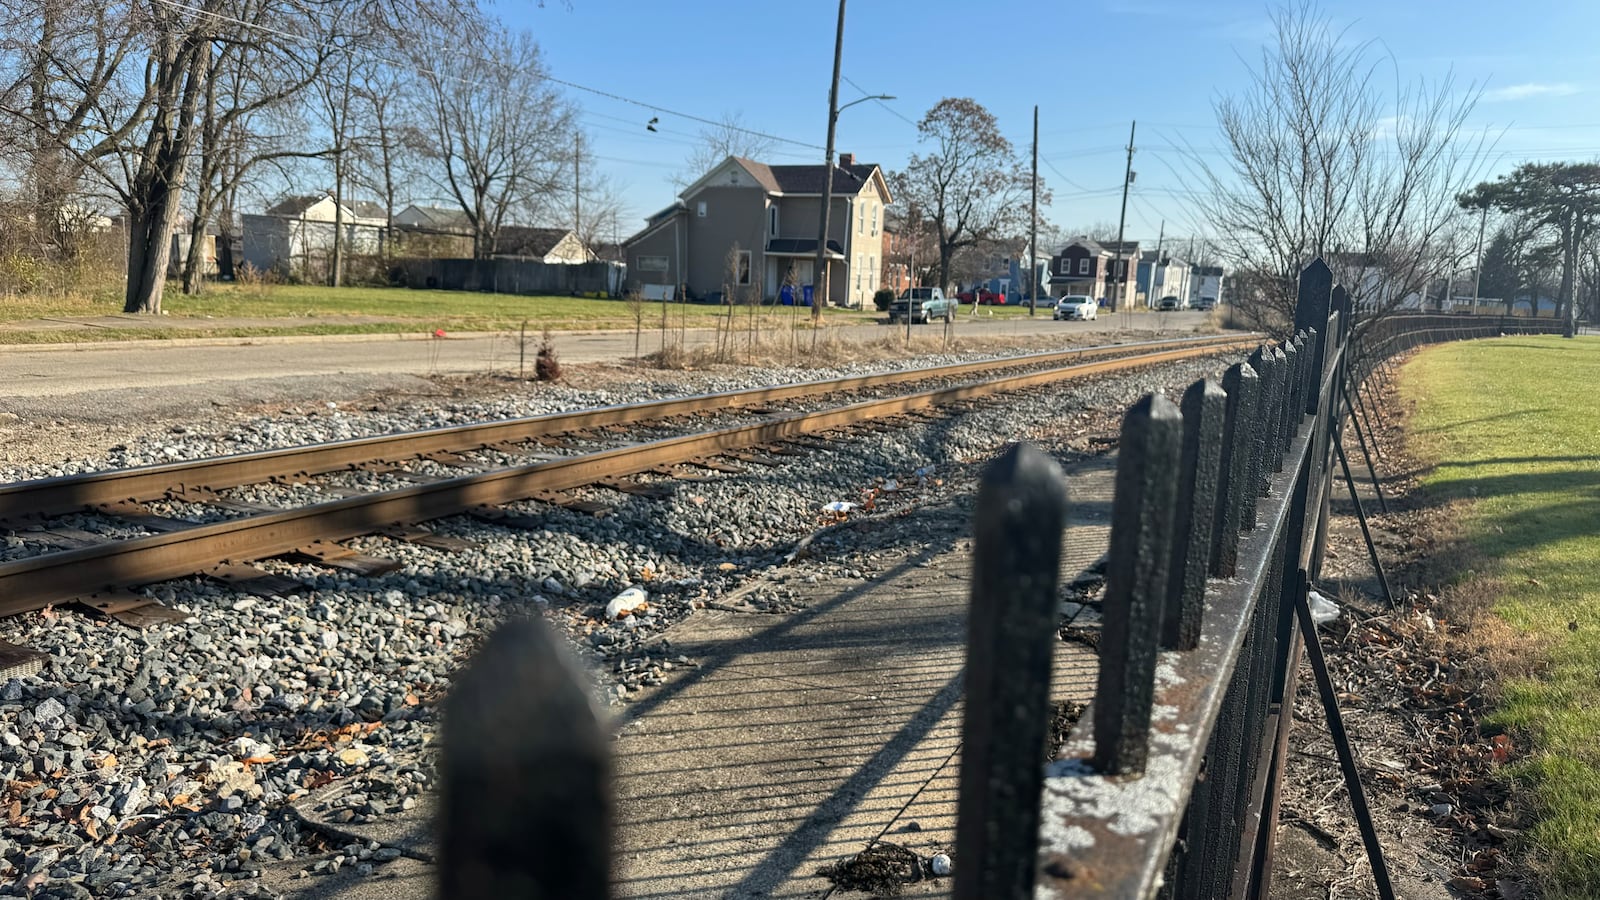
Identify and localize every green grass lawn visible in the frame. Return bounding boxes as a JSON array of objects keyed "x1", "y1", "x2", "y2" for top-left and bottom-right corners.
[
  {"x1": 0, "y1": 282, "x2": 880, "y2": 340},
  {"x1": 1403, "y1": 335, "x2": 1600, "y2": 897}
]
